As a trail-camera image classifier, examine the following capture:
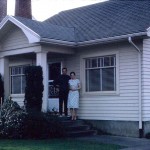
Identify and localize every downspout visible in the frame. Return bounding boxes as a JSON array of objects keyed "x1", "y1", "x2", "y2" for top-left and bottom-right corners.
[{"x1": 128, "y1": 37, "x2": 143, "y2": 138}]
